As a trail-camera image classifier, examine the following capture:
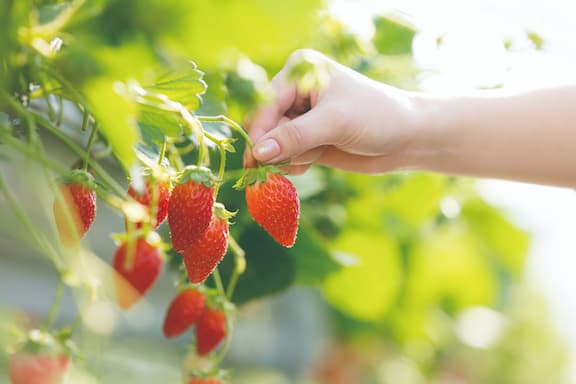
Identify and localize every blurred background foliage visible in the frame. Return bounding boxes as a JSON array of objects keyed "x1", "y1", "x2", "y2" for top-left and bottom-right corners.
[{"x1": 0, "y1": 0, "x2": 569, "y2": 383}]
